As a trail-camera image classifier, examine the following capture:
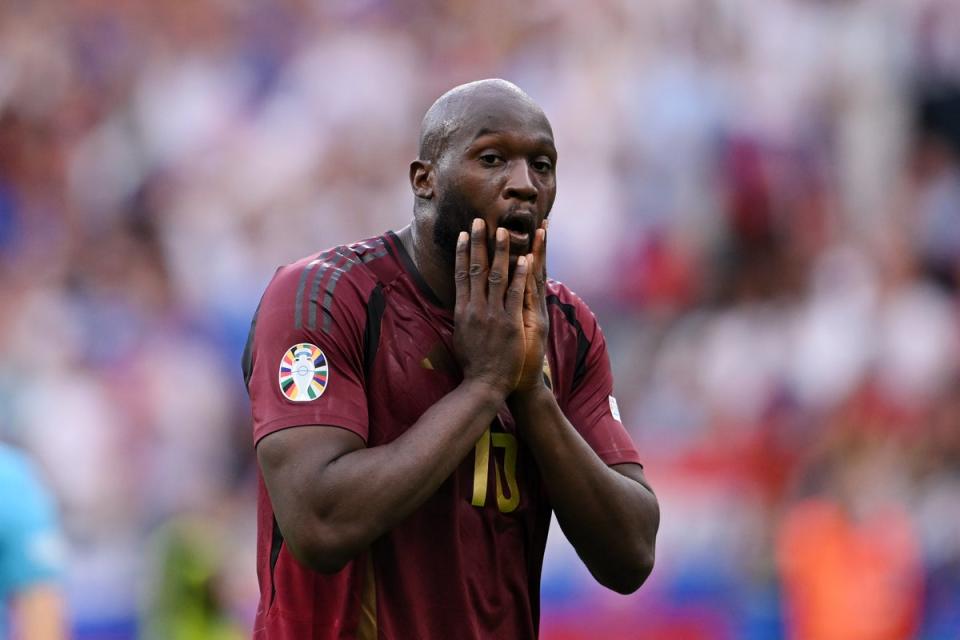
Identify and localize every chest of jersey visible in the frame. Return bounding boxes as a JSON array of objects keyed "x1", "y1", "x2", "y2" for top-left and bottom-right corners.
[
  {"x1": 363, "y1": 289, "x2": 565, "y2": 435},
  {"x1": 363, "y1": 292, "x2": 558, "y2": 523},
  {"x1": 365, "y1": 300, "x2": 459, "y2": 440}
]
